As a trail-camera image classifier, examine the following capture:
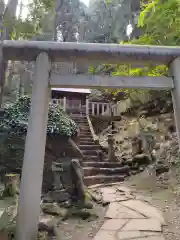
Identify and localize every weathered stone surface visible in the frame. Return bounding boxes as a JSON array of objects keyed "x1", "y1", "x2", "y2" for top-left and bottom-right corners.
[
  {"x1": 135, "y1": 194, "x2": 151, "y2": 203},
  {"x1": 120, "y1": 200, "x2": 165, "y2": 225},
  {"x1": 115, "y1": 195, "x2": 130, "y2": 202},
  {"x1": 139, "y1": 236, "x2": 165, "y2": 240},
  {"x1": 102, "y1": 193, "x2": 117, "y2": 203},
  {"x1": 117, "y1": 231, "x2": 160, "y2": 239},
  {"x1": 101, "y1": 219, "x2": 128, "y2": 231},
  {"x1": 92, "y1": 184, "x2": 166, "y2": 240},
  {"x1": 101, "y1": 187, "x2": 117, "y2": 202},
  {"x1": 118, "y1": 205, "x2": 144, "y2": 219},
  {"x1": 93, "y1": 230, "x2": 116, "y2": 240},
  {"x1": 38, "y1": 216, "x2": 56, "y2": 236},
  {"x1": 51, "y1": 189, "x2": 70, "y2": 202},
  {"x1": 116, "y1": 186, "x2": 131, "y2": 194},
  {"x1": 122, "y1": 219, "x2": 162, "y2": 232},
  {"x1": 101, "y1": 187, "x2": 132, "y2": 203},
  {"x1": 105, "y1": 202, "x2": 120, "y2": 218},
  {"x1": 41, "y1": 203, "x2": 67, "y2": 217},
  {"x1": 101, "y1": 187, "x2": 117, "y2": 194},
  {"x1": 106, "y1": 202, "x2": 144, "y2": 219},
  {"x1": 133, "y1": 153, "x2": 150, "y2": 165}
]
